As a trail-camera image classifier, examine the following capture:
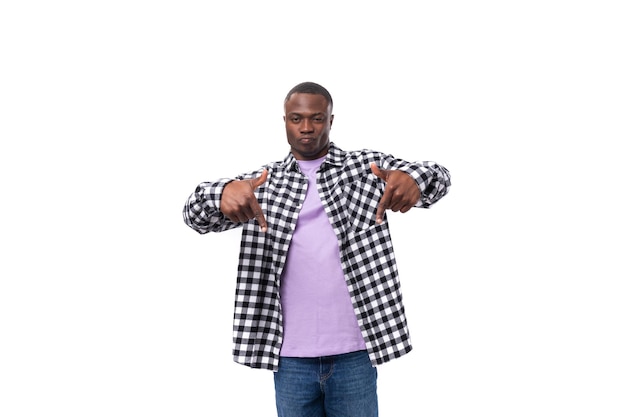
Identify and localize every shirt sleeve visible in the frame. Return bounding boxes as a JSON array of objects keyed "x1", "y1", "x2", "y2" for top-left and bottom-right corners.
[
  {"x1": 379, "y1": 155, "x2": 452, "y2": 208},
  {"x1": 411, "y1": 161, "x2": 451, "y2": 208},
  {"x1": 182, "y1": 178, "x2": 238, "y2": 234}
]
